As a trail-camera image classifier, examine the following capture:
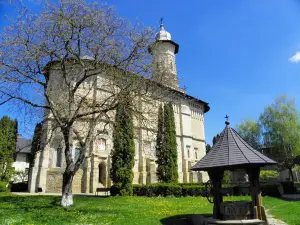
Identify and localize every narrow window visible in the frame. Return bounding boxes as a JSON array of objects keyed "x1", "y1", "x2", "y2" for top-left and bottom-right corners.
[
  {"x1": 186, "y1": 145, "x2": 191, "y2": 158},
  {"x1": 56, "y1": 147, "x2": 62, "y2": 167},
  {"x1": 194, "y1": 148, "x2": 198, "y2": 159}
]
